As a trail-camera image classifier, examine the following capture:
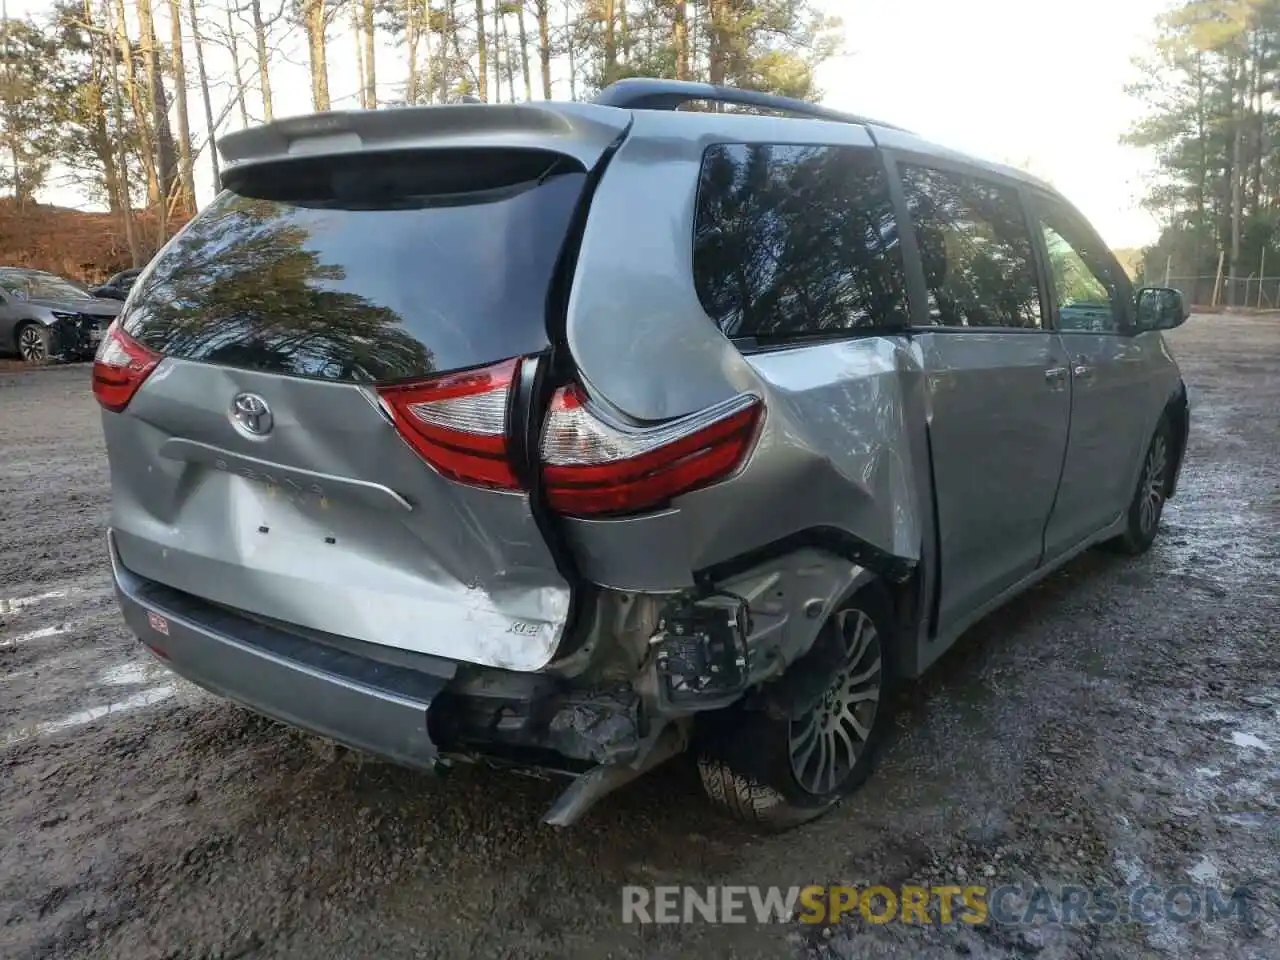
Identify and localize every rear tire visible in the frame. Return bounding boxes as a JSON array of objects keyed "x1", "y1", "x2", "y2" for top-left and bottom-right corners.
[
  {"x1": 696, "y1": 584, "x2": 895, "y2": 831},
  {"x1": 16, "y1": 323, "x2": 52, "y2": 365},
  {"x1": 1106, "y1": 416, "x2": 1173, "y2": 556}
]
